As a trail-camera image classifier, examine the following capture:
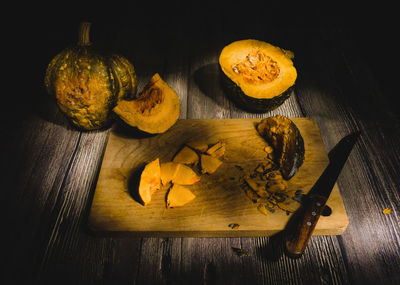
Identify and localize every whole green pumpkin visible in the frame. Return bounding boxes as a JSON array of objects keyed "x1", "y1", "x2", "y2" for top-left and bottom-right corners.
[{"x1": 44, "y1": 22, "x2": 137, "y2": 130}]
